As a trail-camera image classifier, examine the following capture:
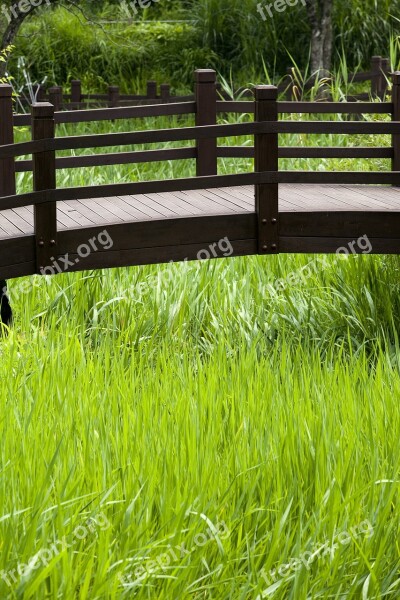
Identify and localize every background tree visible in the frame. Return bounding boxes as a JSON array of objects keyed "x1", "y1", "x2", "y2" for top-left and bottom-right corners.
[{"x1": 305, "y1": 0, "x2": 333, "y2": 73}]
